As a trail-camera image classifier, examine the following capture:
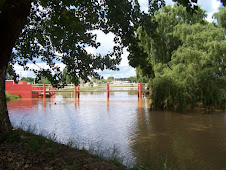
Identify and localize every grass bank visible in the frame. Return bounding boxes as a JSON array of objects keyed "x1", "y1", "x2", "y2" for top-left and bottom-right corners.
[
  {"x1": 58, "y1": 86, "x2": 137, "y2": 91},
  {"x1": 57, "y1": 86, "x2": 105, "y2": 91},
  {"x1": 0, "y1": 127, "x2": 170, "y2": 169},
  {"x1": 79, "y1": 86, "x2": 105, "y2": 91},
  {"x1": 0, "y1": 128, "x2": 127, "y2": 169},
  {"x1": 5, "y1": 92, "x2": 20, "y2": 101}
]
